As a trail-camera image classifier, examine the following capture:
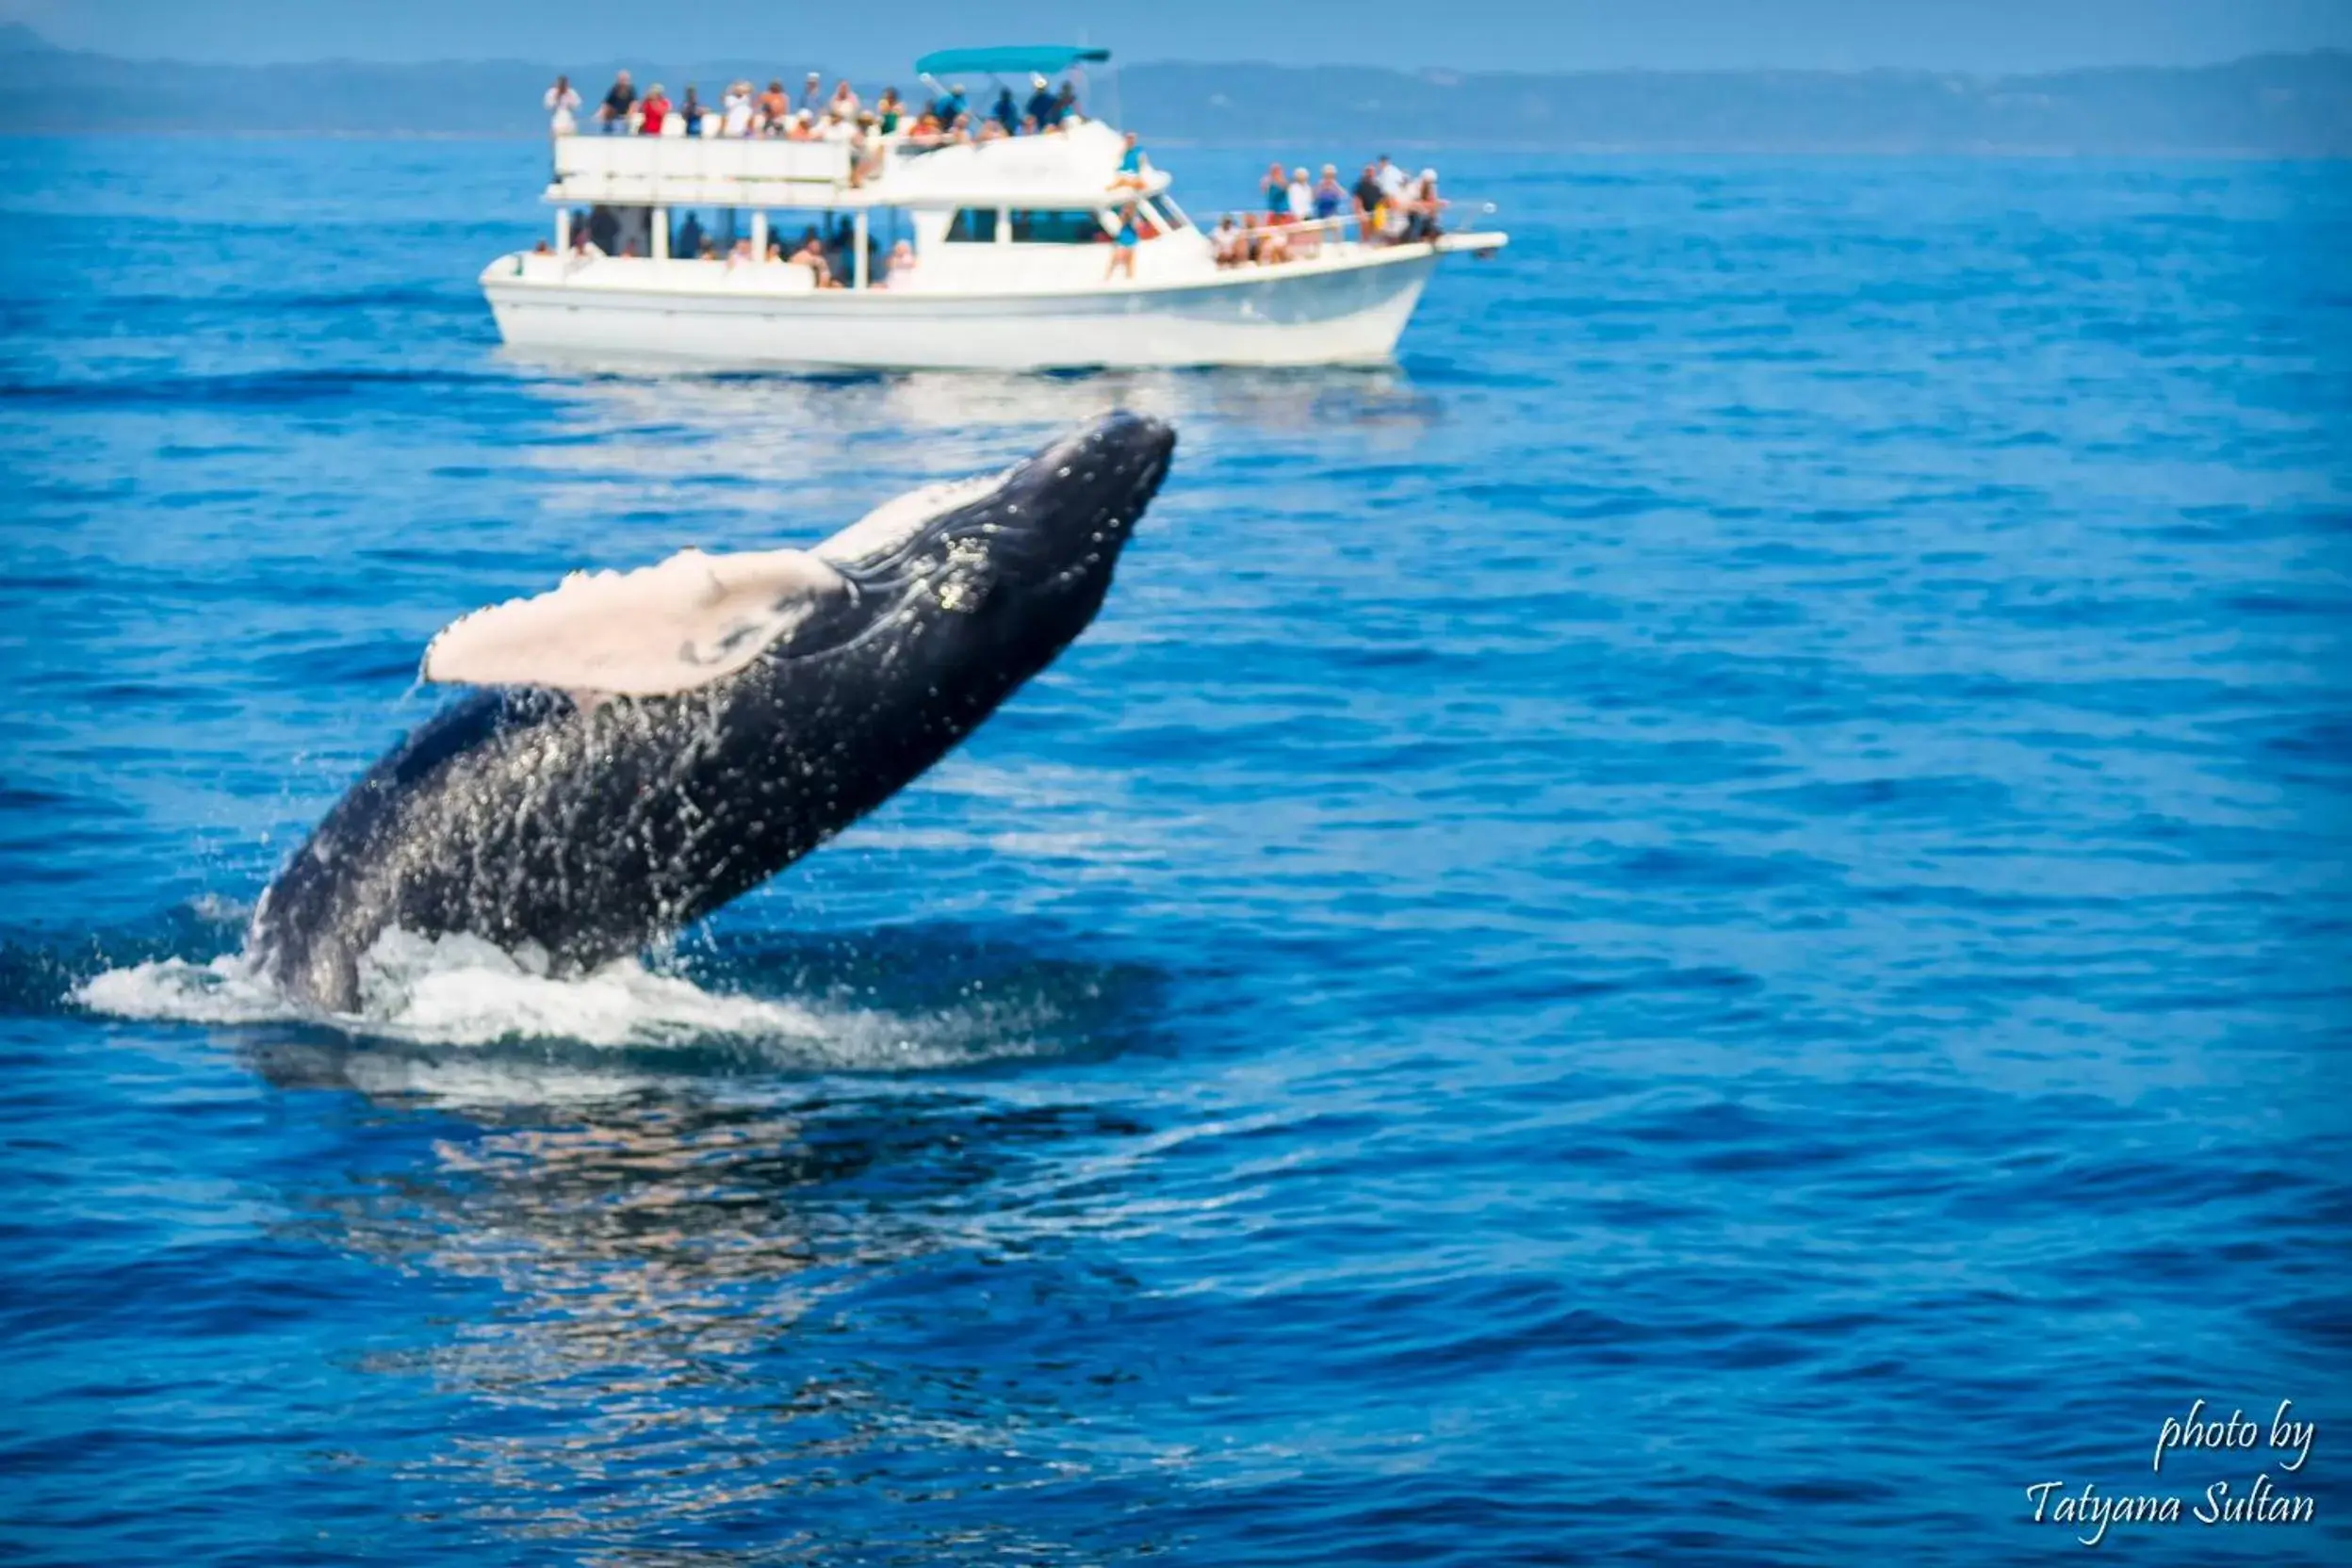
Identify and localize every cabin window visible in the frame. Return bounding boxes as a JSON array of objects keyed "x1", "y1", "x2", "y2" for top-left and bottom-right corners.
[
  {"x1": 1006, "y1": 208, "x2": 1109, "y2": 245},
  {"x1": 945, "y1": 207, "x2": 1001, "y2": 242}
]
